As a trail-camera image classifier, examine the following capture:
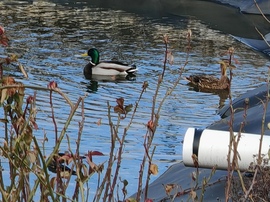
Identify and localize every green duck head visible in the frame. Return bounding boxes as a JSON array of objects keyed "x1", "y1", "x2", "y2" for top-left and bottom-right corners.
[{"x1": 82, "y1": 48, "x2": 100, "y2": 65}]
